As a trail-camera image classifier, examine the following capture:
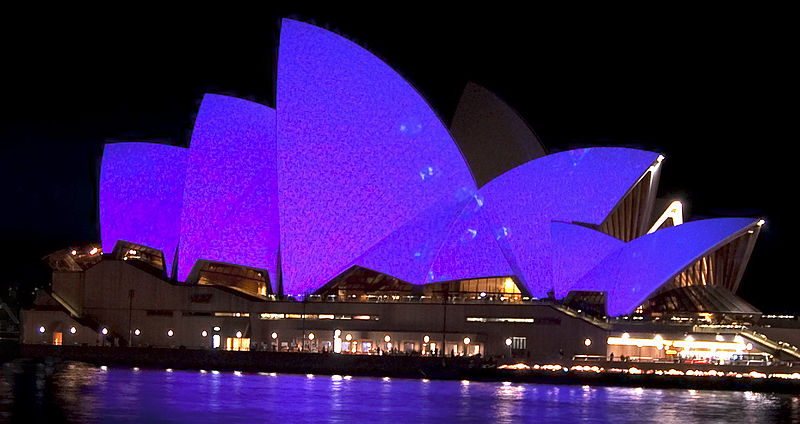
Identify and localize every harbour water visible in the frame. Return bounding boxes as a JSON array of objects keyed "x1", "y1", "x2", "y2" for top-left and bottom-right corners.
[{"x1": 2, "y1": 361, "x2": 799, "y2": 423}]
